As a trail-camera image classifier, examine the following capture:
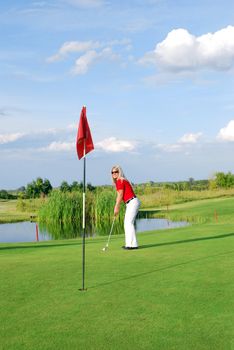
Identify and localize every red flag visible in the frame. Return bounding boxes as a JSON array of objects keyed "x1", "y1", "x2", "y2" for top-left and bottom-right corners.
[{"x1": 76, "y1": 106, "x2": 94, "y2": 160}]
